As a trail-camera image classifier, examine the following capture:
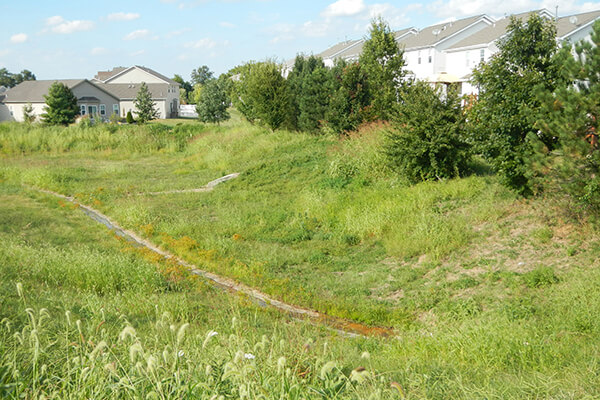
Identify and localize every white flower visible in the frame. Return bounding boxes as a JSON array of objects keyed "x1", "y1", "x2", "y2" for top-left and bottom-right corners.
[
  {"x1": 244, "y1": 353, "x2": 255, "y2": 360},
  {"x1": 178, "y1": 350, "x2": 185, "y2": 357}
]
